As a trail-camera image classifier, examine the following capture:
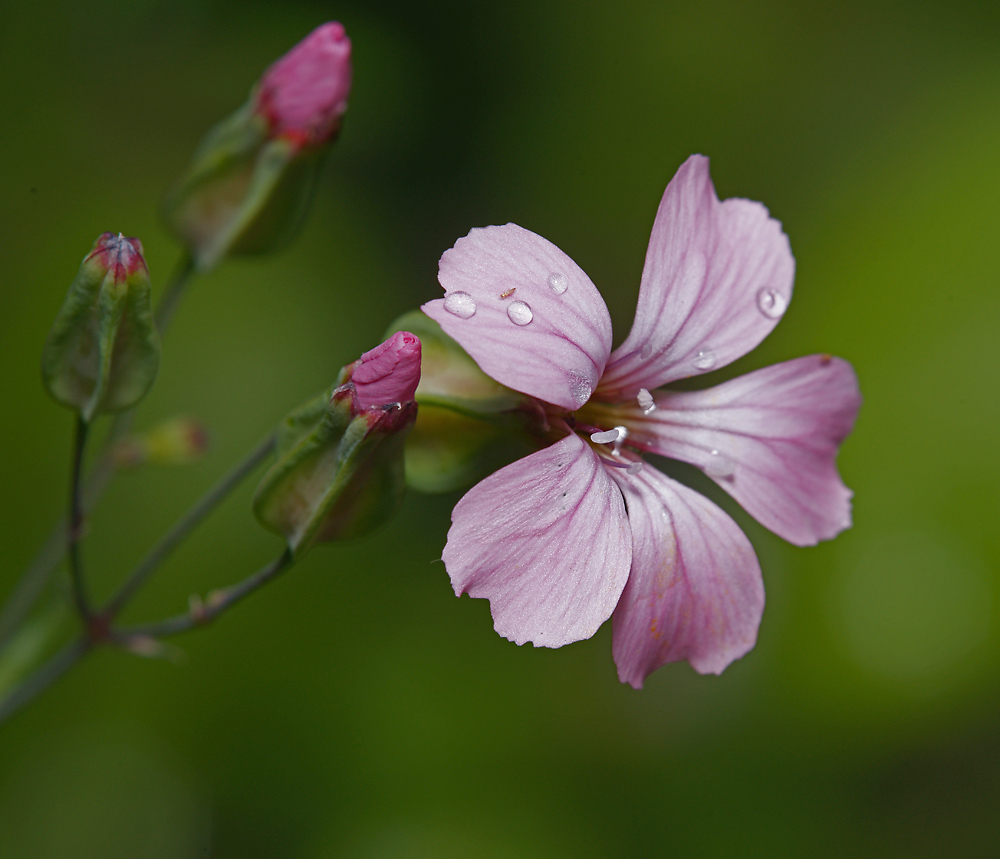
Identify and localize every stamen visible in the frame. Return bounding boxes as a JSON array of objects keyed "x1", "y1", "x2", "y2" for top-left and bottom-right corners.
[
  {"x1": 590, "y1": 428, "x2": 620, "y2": 444},
  {"x1": 611, "y1": 425, "x2": 628, "y2": 456},
  {"x1": 597, "y1": 455, "x2": 644, "y2": 475},
  {"x1": 636, "y1": 388, "x2": 655, "y2": 414}
]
